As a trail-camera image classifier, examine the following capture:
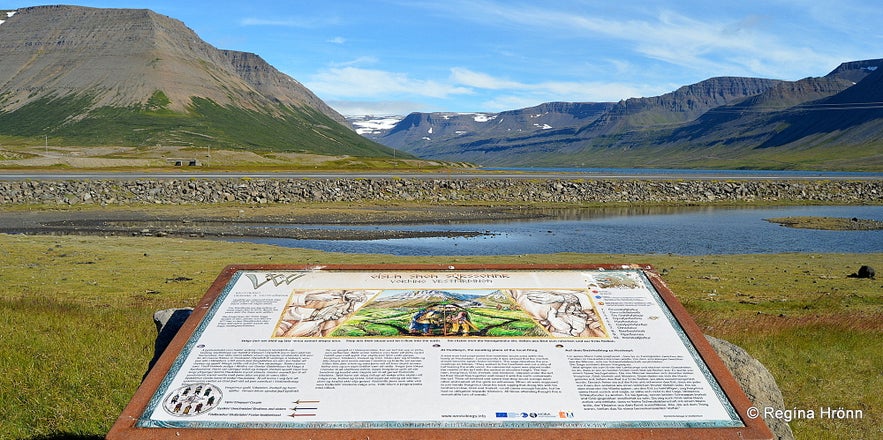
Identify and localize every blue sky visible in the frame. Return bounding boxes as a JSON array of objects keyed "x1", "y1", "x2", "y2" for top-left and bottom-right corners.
[{"x1": 3, "y1": 1, "x2": 882, "y2": 116}]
